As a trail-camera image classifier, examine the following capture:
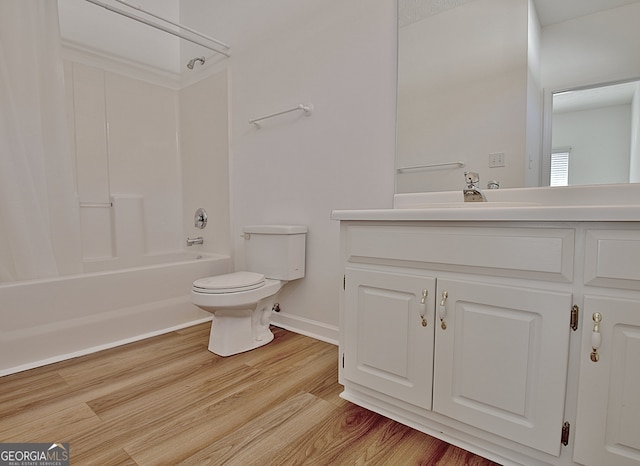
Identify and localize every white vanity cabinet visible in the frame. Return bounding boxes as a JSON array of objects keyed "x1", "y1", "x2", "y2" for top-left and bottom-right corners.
[
  {"x1": 572, "y1": 229, "x2": 640, "y2": 466},
  {"x1": 334, "y1": 216, "x2": 640, "y2": 466}
]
